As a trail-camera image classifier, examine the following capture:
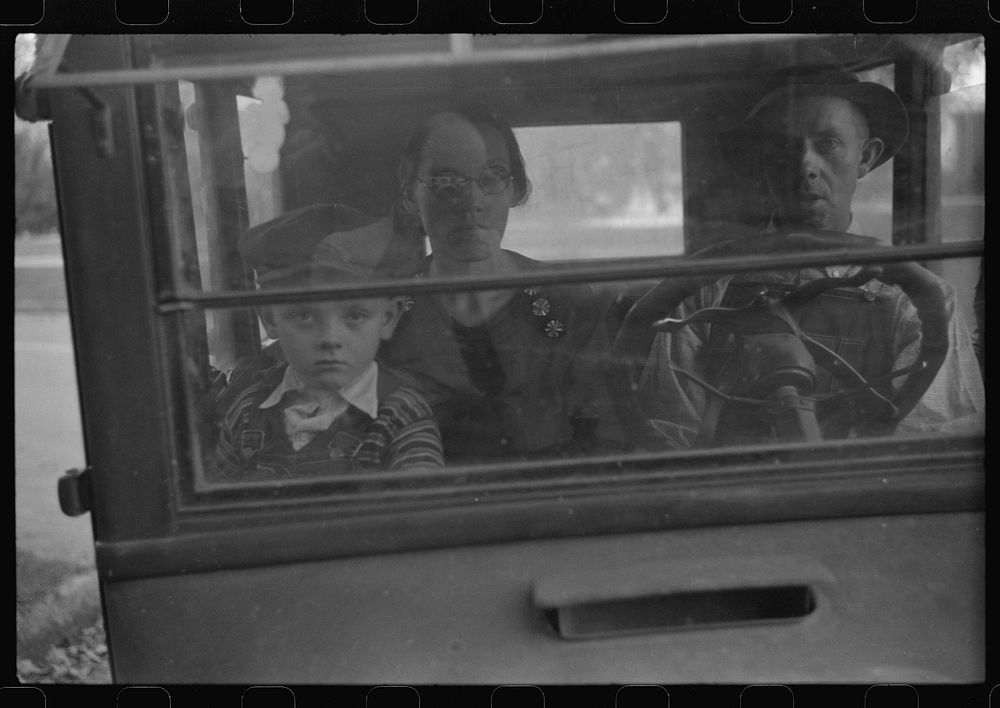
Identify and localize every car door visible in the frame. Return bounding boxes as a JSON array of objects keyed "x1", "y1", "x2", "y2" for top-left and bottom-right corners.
[{"x1": 38, "y1": 32, "x2": 985, "y2": 686}]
